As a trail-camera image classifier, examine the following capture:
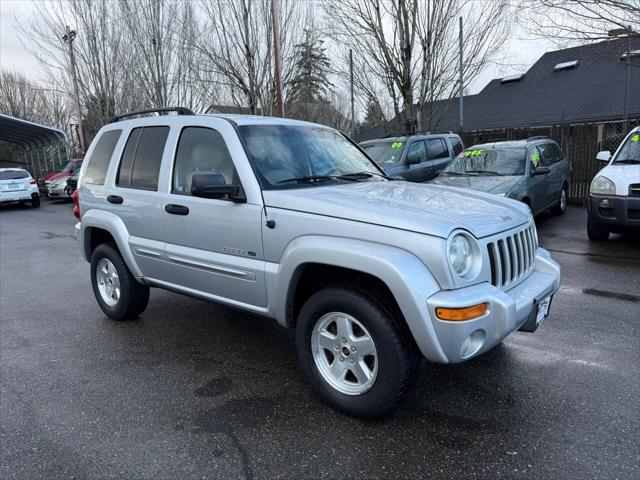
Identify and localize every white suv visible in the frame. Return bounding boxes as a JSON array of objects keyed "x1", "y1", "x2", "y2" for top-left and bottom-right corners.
[
  {"x1": 588, "y1": 127, "x2": 640, "y2": 240},
  {"x1": 75, "y1": 108, "x2": 560, "y2": 418},
  {"x1": 0, "y1": 168, "x2": 40, "y2": 208}
]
